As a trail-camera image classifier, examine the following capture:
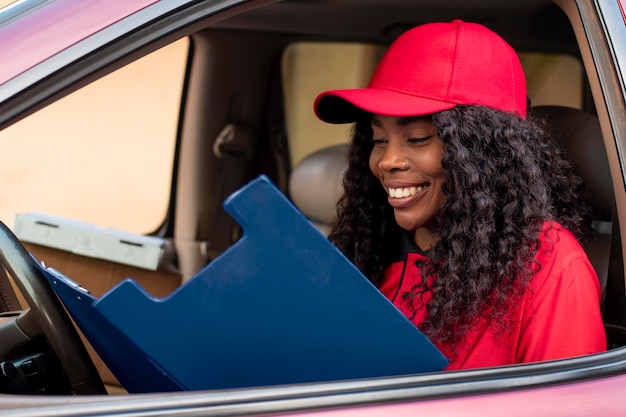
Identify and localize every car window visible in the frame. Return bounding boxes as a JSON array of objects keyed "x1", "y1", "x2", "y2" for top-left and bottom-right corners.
[
  {"x1": 283, "y1": 42, "x2": 584, "y2": 166},
  {"x1": 0, "y1": 38, "x2": 188, "y2": 234}
]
